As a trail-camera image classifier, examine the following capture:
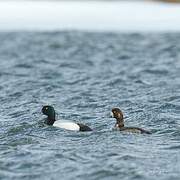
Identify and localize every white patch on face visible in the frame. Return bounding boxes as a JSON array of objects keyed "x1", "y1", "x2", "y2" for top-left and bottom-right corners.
[{"x1": 110, "y1": 111, "x2": 114, "y2": 118}]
